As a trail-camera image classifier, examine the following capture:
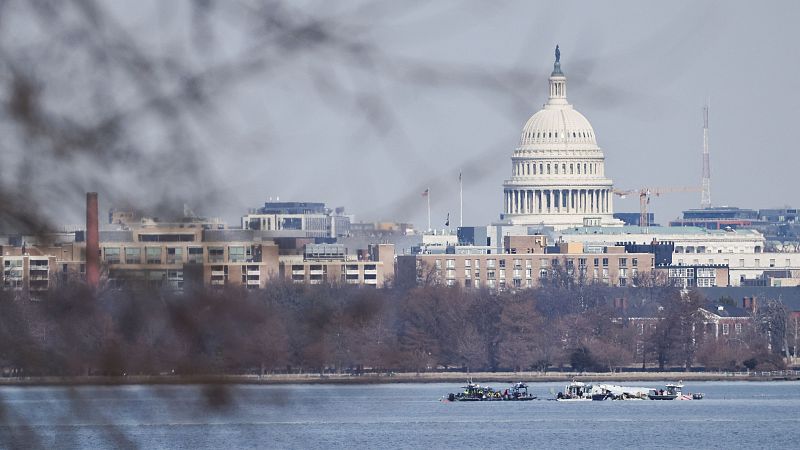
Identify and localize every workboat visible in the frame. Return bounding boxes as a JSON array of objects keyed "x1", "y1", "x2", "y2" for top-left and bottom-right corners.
[
  {"x1": 507, "y1": 382, "x2": 537, "y2": 401},
  {"x1": 555, "y1": 381, "x2": 593, "y2": 401},
  {"x1": 444, "y1": 381, "x2": 537, "y2": 402},
  {"x1": 647, "y1": 382, "x2": 704, "y2": 400}
]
